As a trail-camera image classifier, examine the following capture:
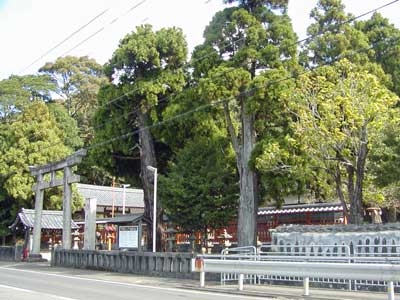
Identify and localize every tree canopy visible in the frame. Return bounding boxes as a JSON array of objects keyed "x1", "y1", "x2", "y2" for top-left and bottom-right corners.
[{"x1": 290, "y1": 60, "x2": 399, "y2": 224}]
